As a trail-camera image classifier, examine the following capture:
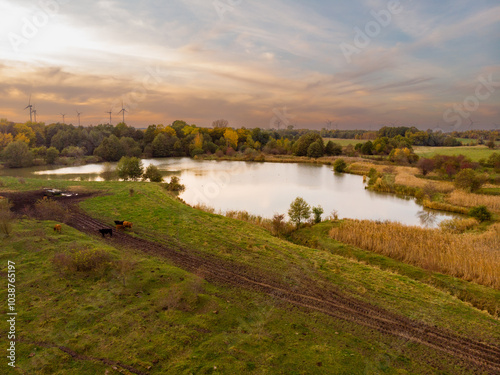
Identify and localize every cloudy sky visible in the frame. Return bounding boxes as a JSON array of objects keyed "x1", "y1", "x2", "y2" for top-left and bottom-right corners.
[{"x1": 1, "y1": 0, "x2": 499, "y2": 130}]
